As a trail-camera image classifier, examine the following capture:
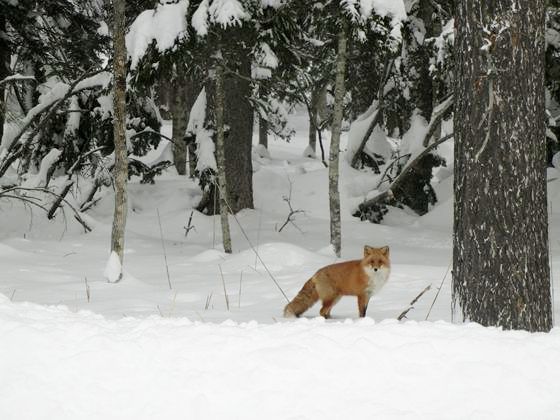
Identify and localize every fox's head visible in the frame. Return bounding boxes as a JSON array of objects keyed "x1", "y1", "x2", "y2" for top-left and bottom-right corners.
[{"x1": 362, "y1": 245, "x2": 391, "y2": 272}]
